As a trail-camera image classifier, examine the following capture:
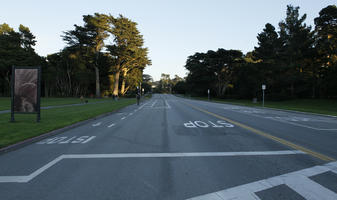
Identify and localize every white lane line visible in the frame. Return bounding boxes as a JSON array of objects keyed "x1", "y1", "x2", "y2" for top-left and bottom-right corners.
[
  {"x1": 0, "y1": 150, "x2": 306, "y2": 183},
  {"x1": 187, "y1": 161, "x2": 337, "y2": 200},
  {"x1": 92, "y1": 122, "x2": 102, "y2": 127},
  {"x1": 151, "y1": 100, "x2": 157, "y2": 107},
  {"x1": 269, "y1": 118, "x2": 337, "y2": 131},
  {"x1": 63, "y1": 150, "x2": 305, "y2": 159},
  {"x1": 129, "y1": 113, "x2": 133, "y2": 116},
  {"x1": 165, "y1": 100, "x2": 171, "y2": 109},
  {"x1": 108, "y1": 123, "x2": 115, "y2": 128},
  {"x1": 121, "y1": 117, "x2": 126, "y2": 120},
  {"x1": 222, "y1": 108, "x2": 337, "y2": 131}
]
